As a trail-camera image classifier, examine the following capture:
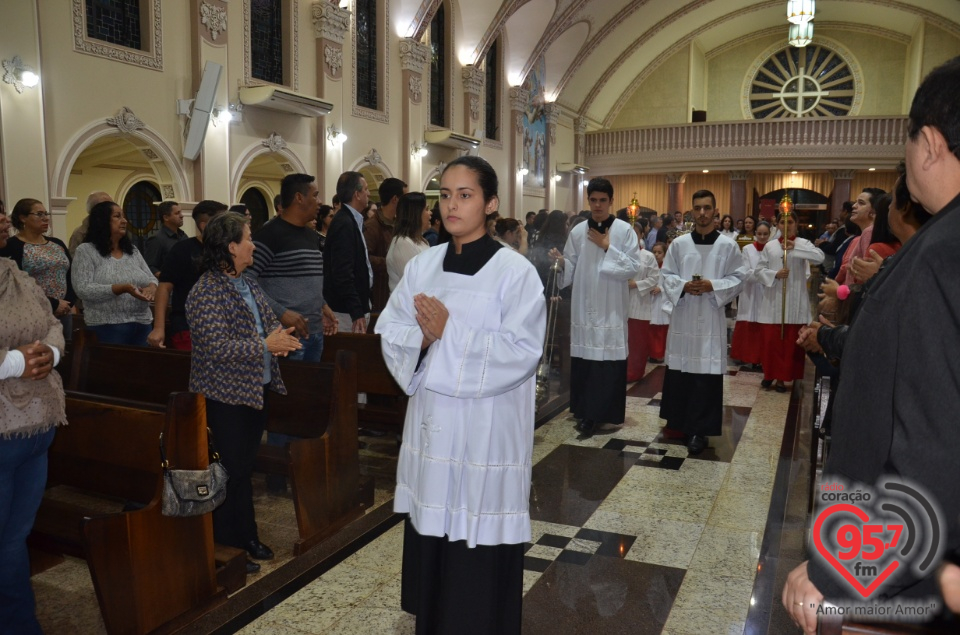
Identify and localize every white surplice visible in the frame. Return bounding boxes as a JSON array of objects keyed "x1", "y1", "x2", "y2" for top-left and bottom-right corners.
[
  {"x1": 628, "y1": 249, "x2": 660, "y2": 320},
  {"x1": 661, "y1": 232, "x2": 746, "y2": 375},
  {"x1": 650, "y1": 268, "x2": 673, "y2": 325},
  {"x1": 559, "y1": 218, "x2": 643, "y2": 360},
  {"x1": 376, "y1": 245, "x2": 546, "y2": 548},
  {"x1": 755, "y1": 237, "x2": 824, "y2": 325},
  {"x1": 735, "y1": 243, "x2": 764, "y2": 323}
]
